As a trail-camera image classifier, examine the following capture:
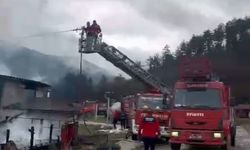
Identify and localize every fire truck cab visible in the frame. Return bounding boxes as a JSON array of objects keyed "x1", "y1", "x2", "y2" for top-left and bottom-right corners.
[
  {"x1": 169, "y1": 57, "x2": 236, "y2": 150},
  {"x1": 122, "y1": 92, "x2": 170, "y2": 140}
]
